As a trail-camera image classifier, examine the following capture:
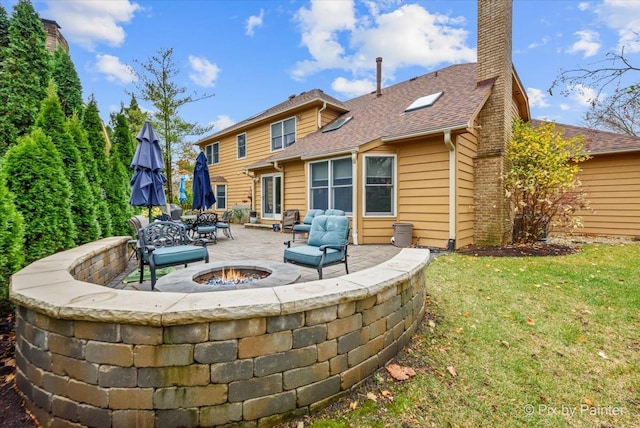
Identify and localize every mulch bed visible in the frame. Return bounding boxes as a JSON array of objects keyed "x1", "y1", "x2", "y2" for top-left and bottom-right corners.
[
  {"x1": 0, "y1": 312, "x2": 37, "y2": 428},
  {"x1": 457, "y1": 243, "x2": 578, "y2": 257}
]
